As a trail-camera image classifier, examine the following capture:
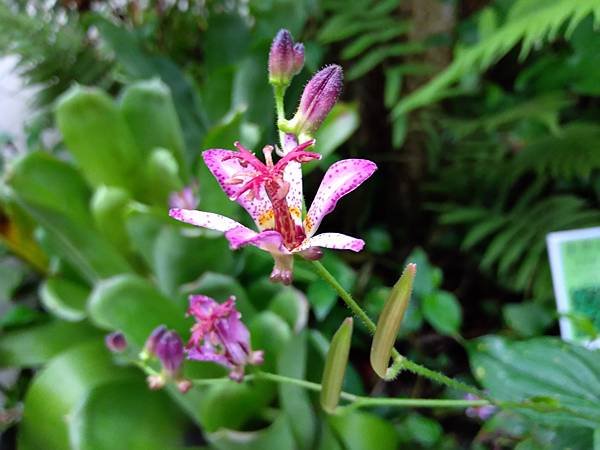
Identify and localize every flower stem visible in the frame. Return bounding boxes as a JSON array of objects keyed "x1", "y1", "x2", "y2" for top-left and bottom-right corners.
[
  {"x1": 310, "y1": 260, "x2": 483, "y2": 396},
  {"x1": 253, "y1": 371, "x2": 489, "y2": 411}
]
